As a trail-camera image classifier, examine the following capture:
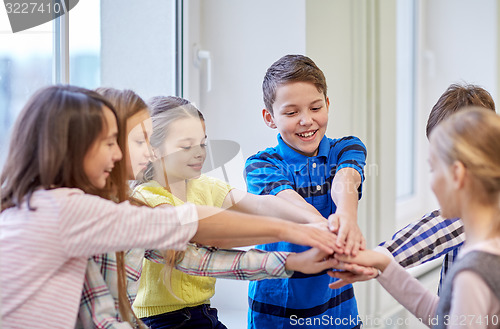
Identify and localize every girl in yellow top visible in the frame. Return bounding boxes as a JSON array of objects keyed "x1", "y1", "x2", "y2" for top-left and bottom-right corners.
[{"x1": 132, "y1": 96, "x2": 333, "y2": 328}]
